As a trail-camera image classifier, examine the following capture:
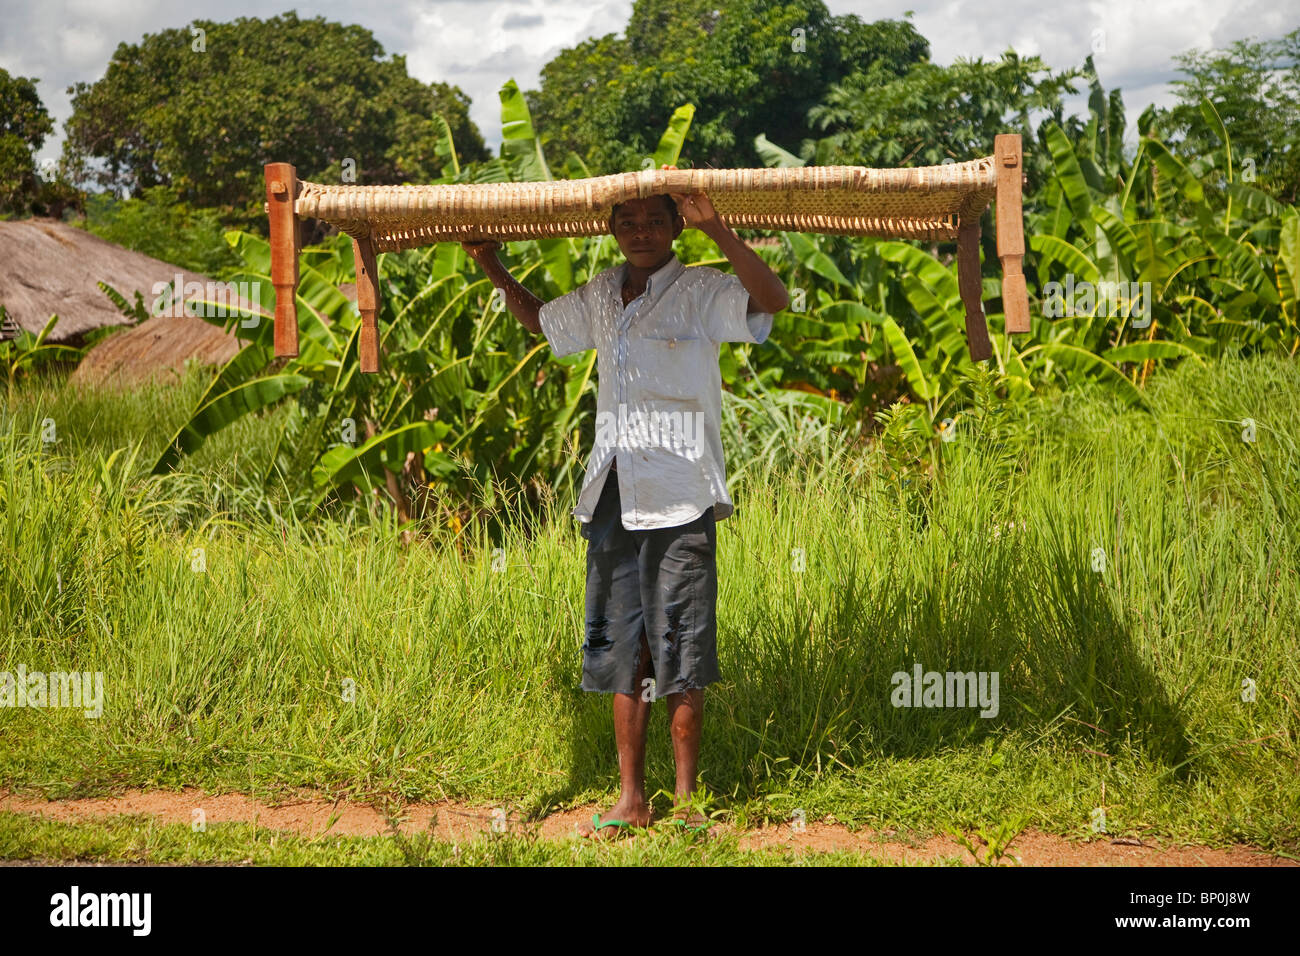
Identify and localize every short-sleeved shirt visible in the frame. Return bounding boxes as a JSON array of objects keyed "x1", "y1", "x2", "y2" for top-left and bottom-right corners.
[{"x1": 538, "y1": 252, "x2": 774, "y2": 531}]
